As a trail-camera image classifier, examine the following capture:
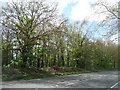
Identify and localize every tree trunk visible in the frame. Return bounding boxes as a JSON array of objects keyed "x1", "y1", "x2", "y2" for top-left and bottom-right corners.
[
  {"x1": 5, "y1": 49, "x2": 8, "y2": 65},
  {"x1": 21, "y1": 47, "x2": 28, "y2": 68},
  {"x1": 37, "y1": 58, "x2": 40, "y2": 68}
]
